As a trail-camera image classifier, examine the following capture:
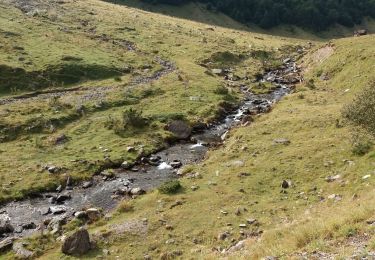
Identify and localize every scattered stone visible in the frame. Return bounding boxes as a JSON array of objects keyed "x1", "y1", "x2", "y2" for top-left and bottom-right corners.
[
  {"x1": 165, "y1": 225, "x2": 174, "y2": 231},
  {"x1": 47, "y1": 166, "x2": 60, "y2": 174},
  {"x1": 86, "y1": 208, "x2": 102, "y2": 222},
  {"x1": 126, "y1": 146, "x2": 136, "y2": 153},
  {"x1": 13, "y1": 242, "x2": 33, "y2": 259},
  {"x1": 239, "y1": 224, "x2": 247, "y2": 228},
  {"x1": 281, "y1": 180, "x2": 292, "y2": 189},
  {"x1": 247, "y1": 218, "x2": 257, "y2": 225},
  {"x1": 22, "y1": 222, "x2": 36, "y2": 230},
  {"x1": 166, "y1": 120, "x2": 192, "y2": 140},
  {"x1": 56, "y1": 193, "x2": 71, "y2": 203},
  {"x1": 82, "y1": 181, "x2": 93, "y2": 189},
  {"x1": 328, "y1": 194, "x2": 342, "y2": 201},
  {"x1": 218, "y1": 231, "x2": 231, "y2": 240},
  {"x1": 325, "y1": 174, "x2": 341, "y2": 182},
  {"x1": 47, "y1": 215, "x2": 67, "y2": 235},
  {"x1": 74, "y1": 211, "x2": 88, "y2": 219},
  {"x1": 130, "y1": 187, "x2": 146, "y2": 196},
  {"x1": 0, "y1": 237, "x2": 14, "y2": 252},
  {"x1": 170, "y1": 160, "x2": 182, "y2": 169},
  {"x1": 121, "y1": 161, "x2": 132, "y2": 169},
  {"x1": 211, "y1": 68, "x2": 224, "y2": 75},
  {"x1": 49, "y1": 205, "x2": 67, "y2": 214},
  {"x1": 61, "y1": 228, "x2": 91, "y2": 256},
  {"x1": 362, "y1": 175, "x2": 371, "y2": 180},
  {"x1": 56, "y1": 185, "x2": 63, "y2": 192},
  {"x1": 55, "y1": 134, "x2": 68, "y2": 144},
  {"x1": 227, "y1": 240, "x2": 245, "y2": 252},
  {"x1": 274, "y1": 138, "x2": 290, "y2": 145},
  {"x1": 191, "y1": 185, "x2": 199, "y2": 191}
]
